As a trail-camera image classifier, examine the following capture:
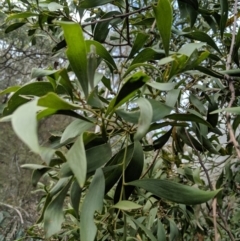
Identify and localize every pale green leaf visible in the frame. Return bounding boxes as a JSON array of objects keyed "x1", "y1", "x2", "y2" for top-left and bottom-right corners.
[
  {"x1": 66, "y1": 135, "x2": 87, "y2": 187},
  {"x1": 80, "y1": 169, "x2": 105, "y2": 241},
  {"x1": 112, "y1": 201, "x2": 142, "y2": 210},
  {"x1": 134, "y1": 98, "x2": 153, "y2": 141},
  {"x1": 61, "y1": 119, "x2": 94, "y2": 143}
]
